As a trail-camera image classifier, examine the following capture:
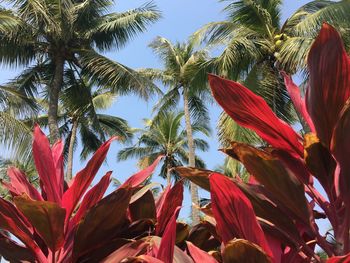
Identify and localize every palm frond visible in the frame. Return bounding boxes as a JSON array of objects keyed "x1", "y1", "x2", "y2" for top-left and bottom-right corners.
[
  {"x1": 90, "y1": 2, "x2": 161, "y2": 51},
  {"x1": 79, "y1": 49, "x2": 160, "y2": 99}
]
